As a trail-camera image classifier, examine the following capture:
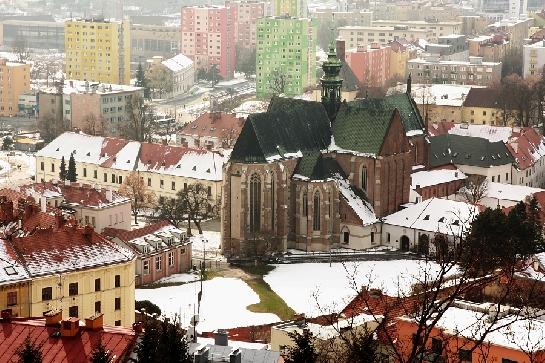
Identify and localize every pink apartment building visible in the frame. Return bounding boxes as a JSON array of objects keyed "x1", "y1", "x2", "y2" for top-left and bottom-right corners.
[
  {"x1": 227, "y1": 1, "x2": 266, "y2": 50},
  {"x1": 181, "y1": 5, "x2": 236, "y2": 80},
  {"x1": 345, "y1": 42, "x2": 392, "y2": 88}
]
